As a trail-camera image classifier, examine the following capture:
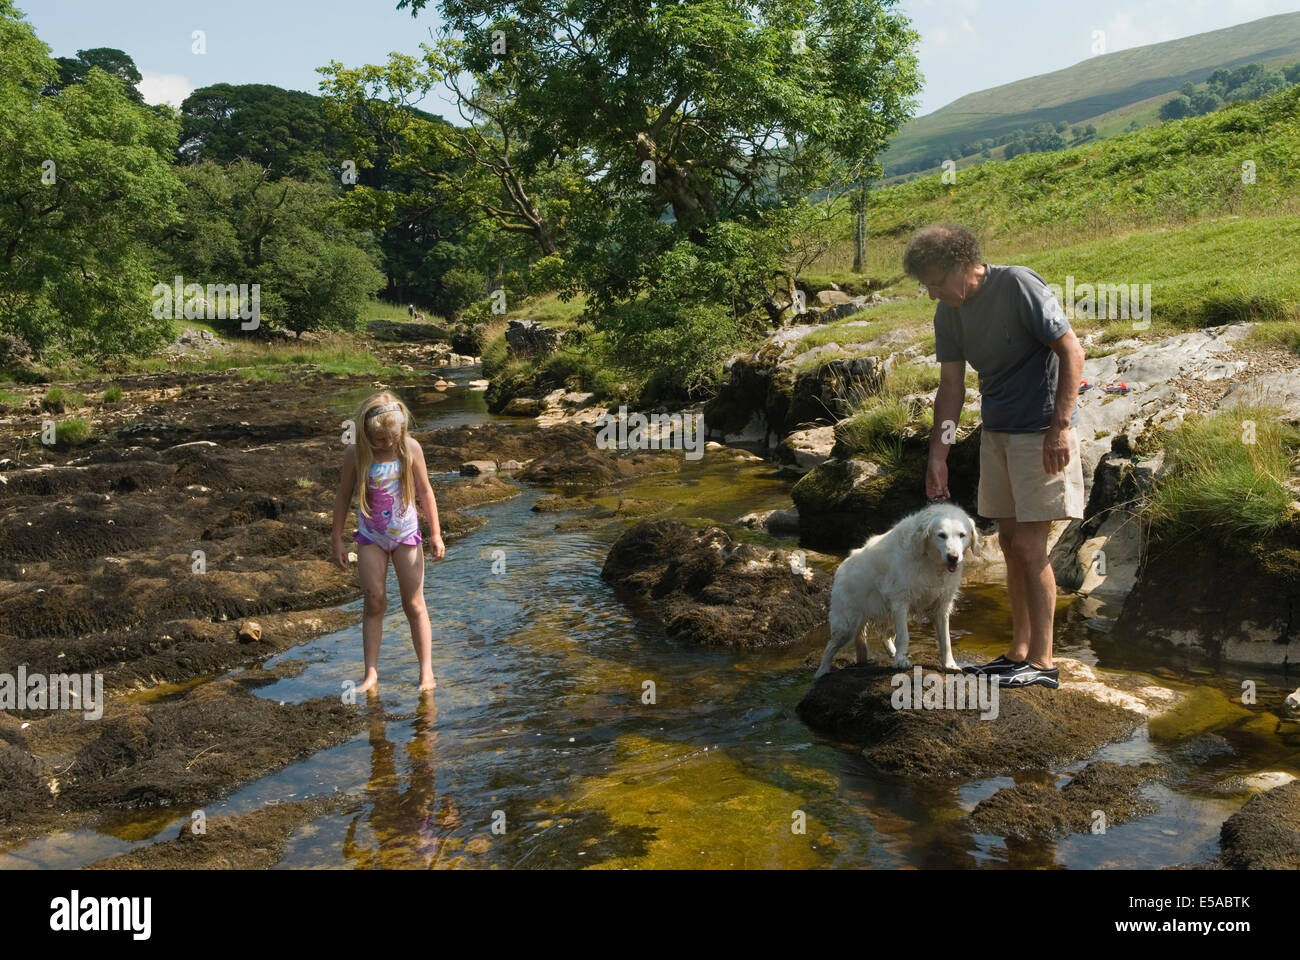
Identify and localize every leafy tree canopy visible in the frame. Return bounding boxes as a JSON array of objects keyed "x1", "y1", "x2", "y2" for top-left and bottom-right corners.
[
  {"x1": 178, "y1": 83, "x2": 354, "y2": 180},
  {"x1": 0, "y1": 1, "x2": 181, "y2": 360},
  {"x1": 47, "y1": 46, "x2": 143, "y2": 101}
]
